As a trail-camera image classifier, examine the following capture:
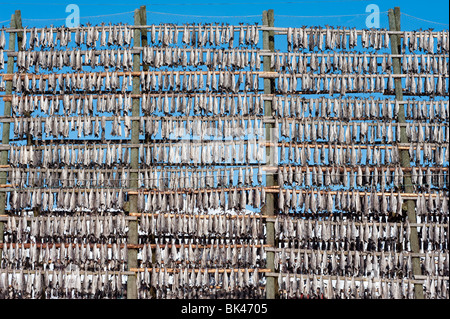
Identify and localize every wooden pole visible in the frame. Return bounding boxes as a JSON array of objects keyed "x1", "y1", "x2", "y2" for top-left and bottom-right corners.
[
  {"x1": 140, "y1": 7, "x2": 151, "y2": 149},
  {"x1": 0, "y1": 12, "x2": 16, "y2": 242},
  {"x1": 140, "y1": 6, "x2": 148, "y2": 72},
  {"x1": 126, "y1": 8, "x2": 142, "y2": 300},
  {"x1": 388, "y1": 7, "x2": 424, "y2": 299},
  {"x1": 138, "y1": 4, "x2": 157, "y2": 298},
  {"x1": 13, "y1": 11, "x2": 32, "y2": 147},
  {"x1": 262, "y1": 8, "x2": 278, "y2": 300},
  {"x1": 13, "y1": 10, "x2": 38, "y2": 218}
]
